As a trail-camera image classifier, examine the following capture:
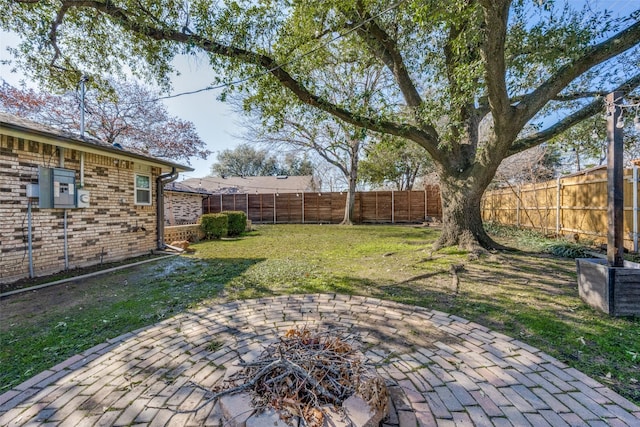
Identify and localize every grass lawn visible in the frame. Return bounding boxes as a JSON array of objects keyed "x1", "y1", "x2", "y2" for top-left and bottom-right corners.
[{"x1": 1, "y1": 224, "x2": 639, "y2": 404}]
